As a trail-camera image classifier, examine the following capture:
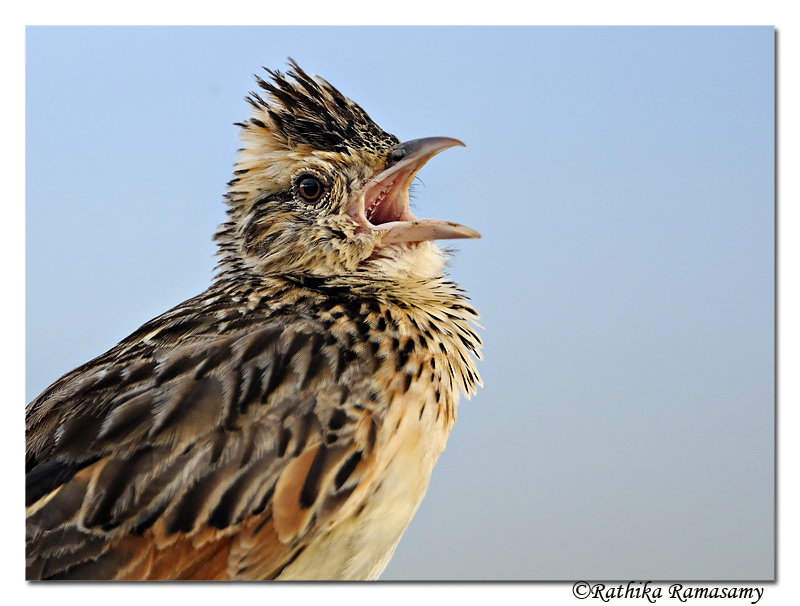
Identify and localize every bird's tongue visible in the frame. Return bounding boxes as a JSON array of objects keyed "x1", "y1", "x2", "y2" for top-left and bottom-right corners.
[{"x1": 364, "y1": 168, "x2": 416, "y2": 226}]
